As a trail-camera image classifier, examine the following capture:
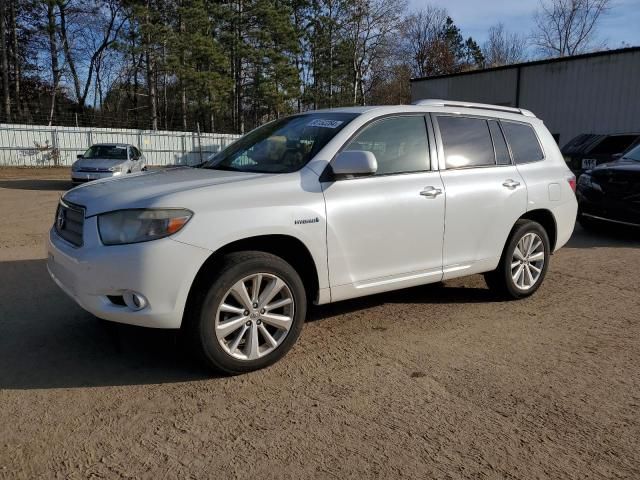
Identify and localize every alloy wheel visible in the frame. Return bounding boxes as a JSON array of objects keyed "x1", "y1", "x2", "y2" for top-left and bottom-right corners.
[
  {"x1": 214, "y1": 273, "x2": 295, "y2": 360},
  {"x1": 511, "y1": 232, "x2": 545, "y2": 290}
]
